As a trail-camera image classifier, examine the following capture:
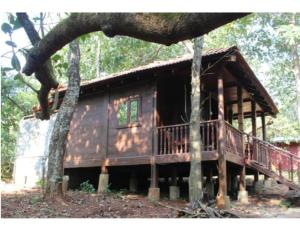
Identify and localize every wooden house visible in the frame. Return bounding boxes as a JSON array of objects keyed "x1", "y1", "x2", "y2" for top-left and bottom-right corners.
[{"x1": 55, "y1": 46, "x2": 300, "y2": 206}]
